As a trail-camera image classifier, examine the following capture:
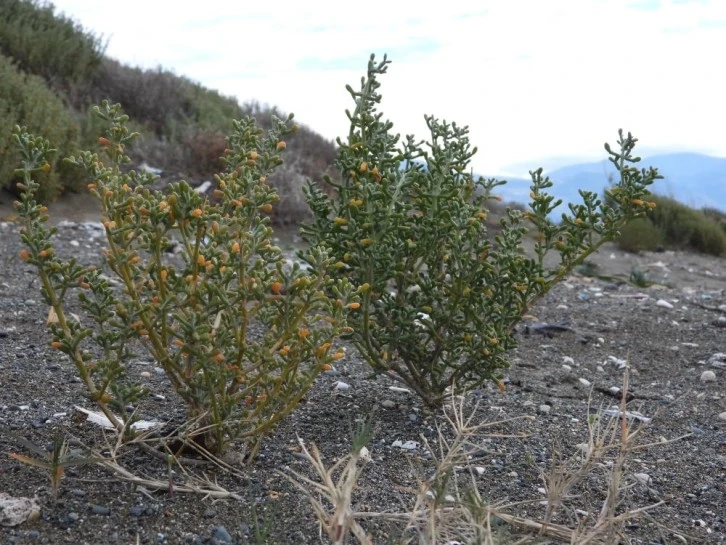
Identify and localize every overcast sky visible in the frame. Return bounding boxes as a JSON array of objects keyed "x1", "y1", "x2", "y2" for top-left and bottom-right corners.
[{"x1": 50, "y1": 0, "x2": 725, "y2": 175}]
